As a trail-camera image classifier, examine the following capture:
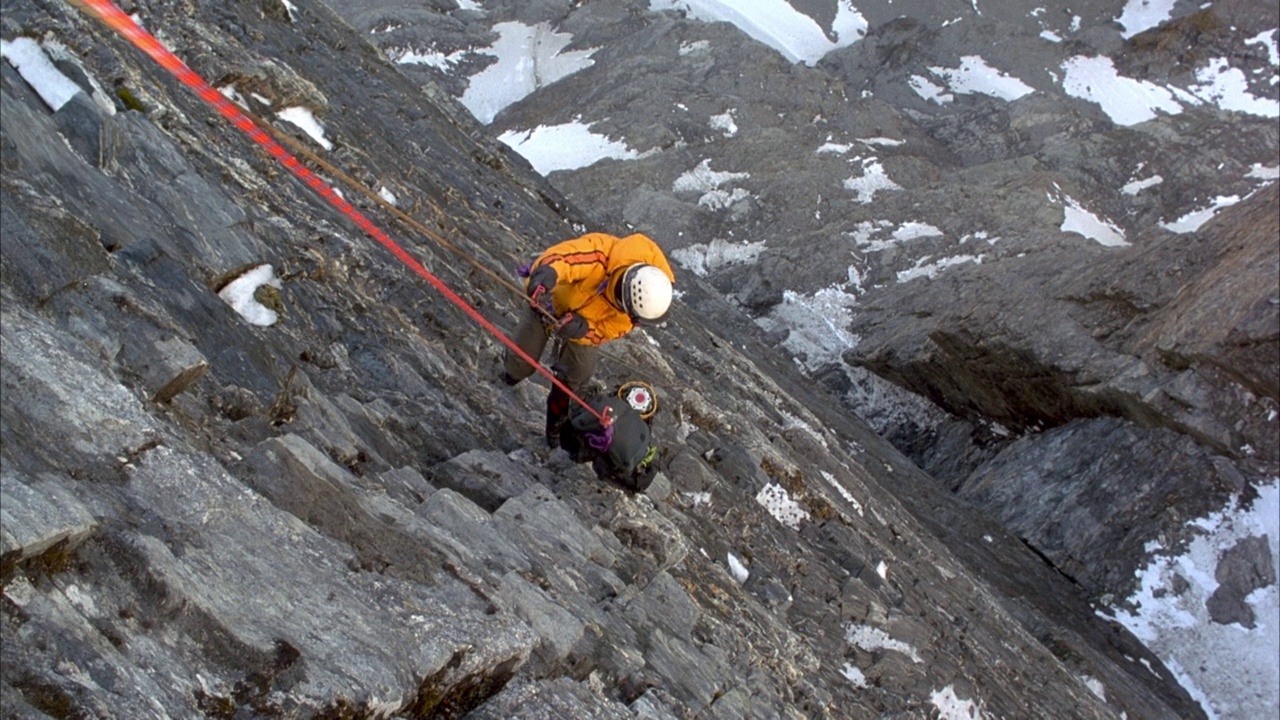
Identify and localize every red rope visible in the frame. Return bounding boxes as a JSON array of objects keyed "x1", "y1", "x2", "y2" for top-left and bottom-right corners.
[{"x1": 74, "y1": 0, "x2": 610, "y2": 426}]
